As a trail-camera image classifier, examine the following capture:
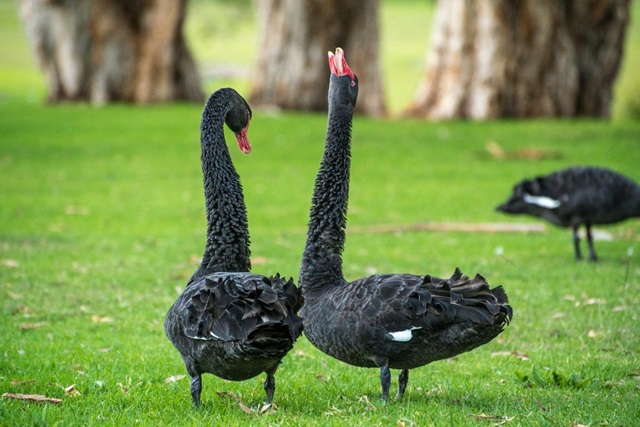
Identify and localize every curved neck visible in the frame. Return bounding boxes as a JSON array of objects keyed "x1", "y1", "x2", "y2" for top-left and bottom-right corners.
[
  {"x1": 300, "y1": 103, "x2": 353, "y2": 294},
  {"x1": 191, "y1": 95, "x2": 251, "y2": 283}
]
